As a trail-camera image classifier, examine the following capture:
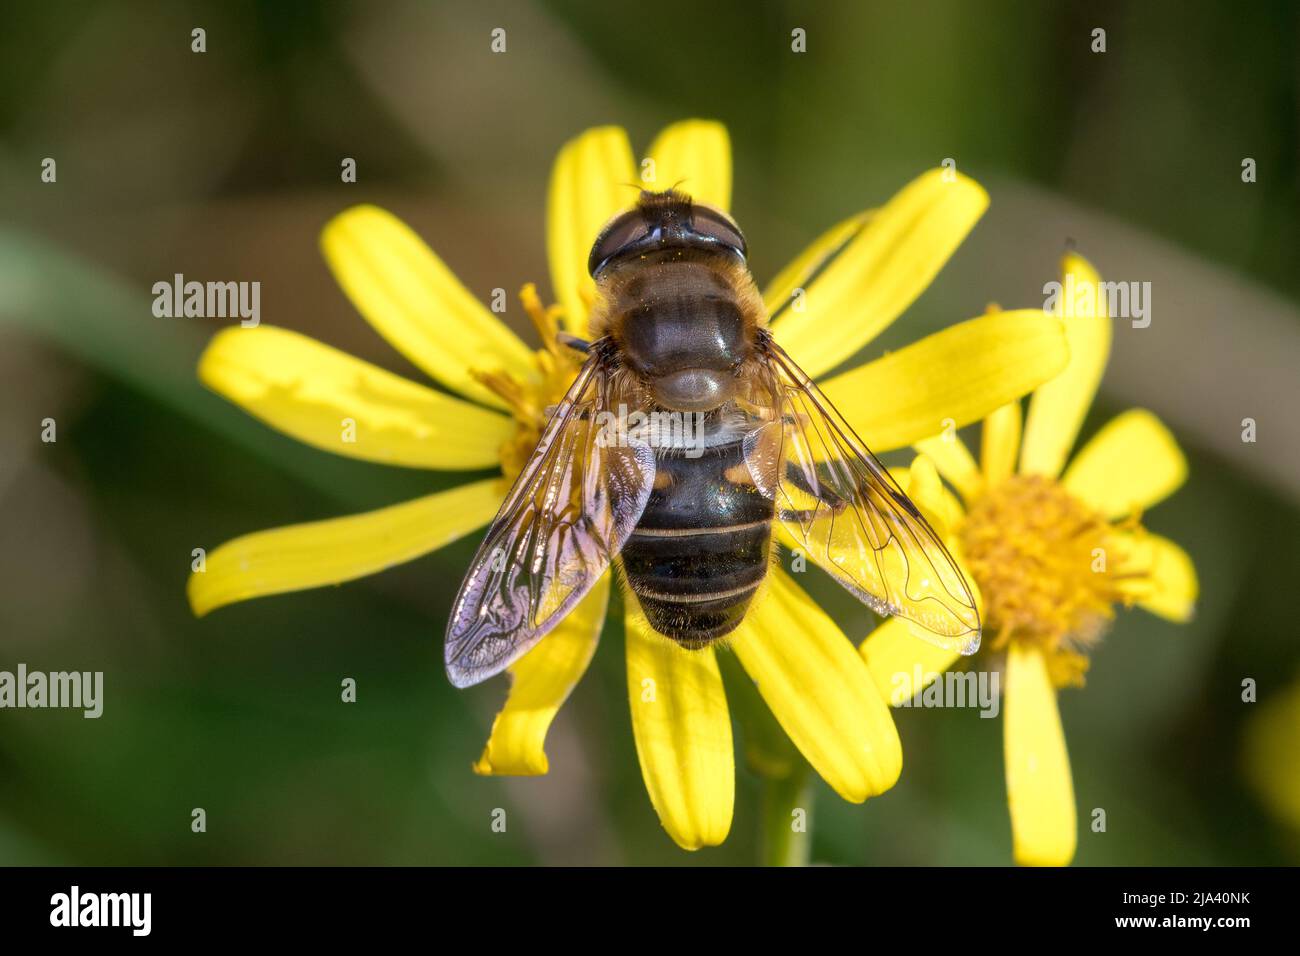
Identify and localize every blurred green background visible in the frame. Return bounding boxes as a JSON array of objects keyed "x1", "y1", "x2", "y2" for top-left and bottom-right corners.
[{"x1": 1, "y1": 0, "x2": 1298, "y2": 865}]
